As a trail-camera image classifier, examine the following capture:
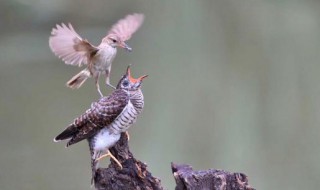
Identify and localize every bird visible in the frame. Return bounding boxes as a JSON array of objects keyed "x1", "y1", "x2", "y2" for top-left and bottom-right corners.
[
  {"x1": 49, "y1": 13, "x2": 144, "y2": 97},
  {"x1": 53, "y1": 65, "x2": 147, "y2": 184}
]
